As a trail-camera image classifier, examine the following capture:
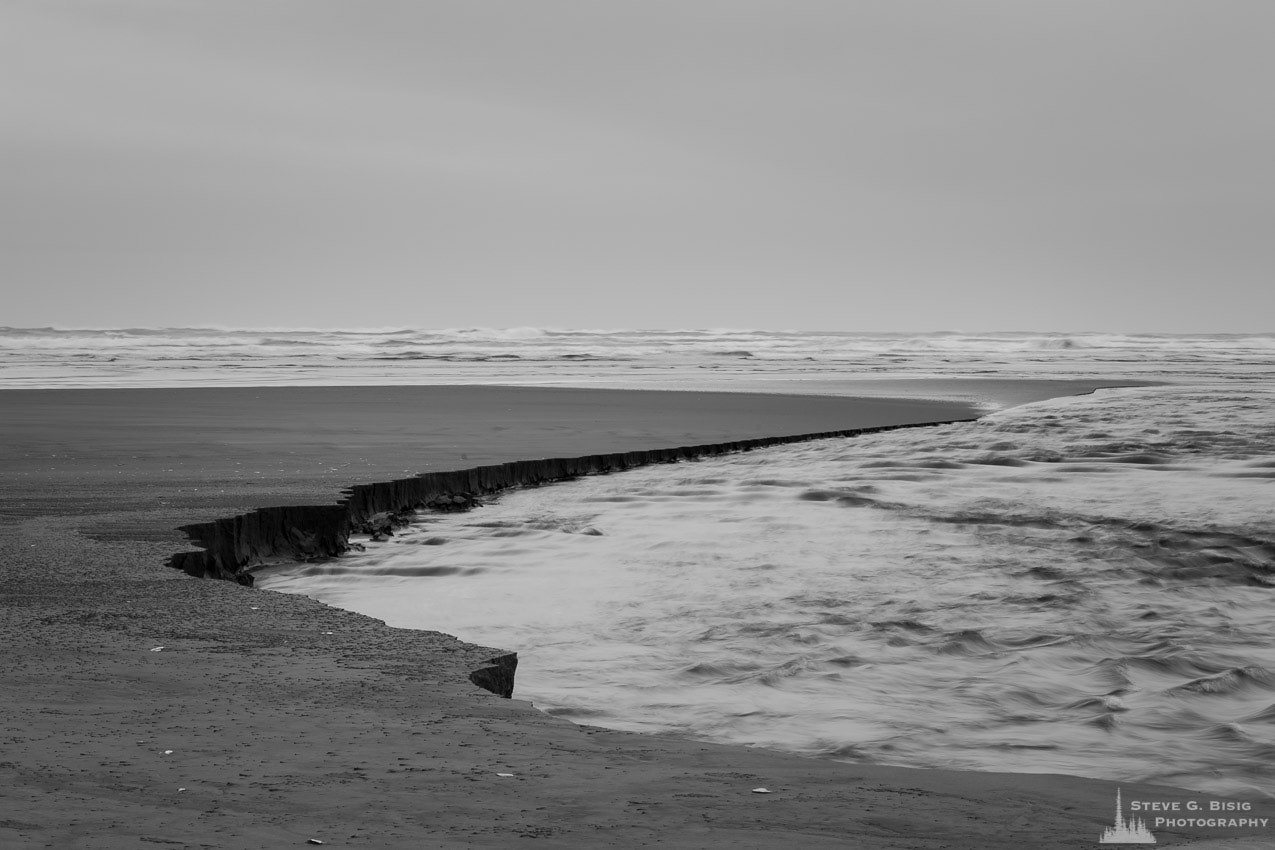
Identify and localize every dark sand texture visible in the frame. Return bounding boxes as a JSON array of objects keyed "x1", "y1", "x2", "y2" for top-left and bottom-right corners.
[{"x1": 1, "y1": 382, "x2": 1254, "y2": 849}]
